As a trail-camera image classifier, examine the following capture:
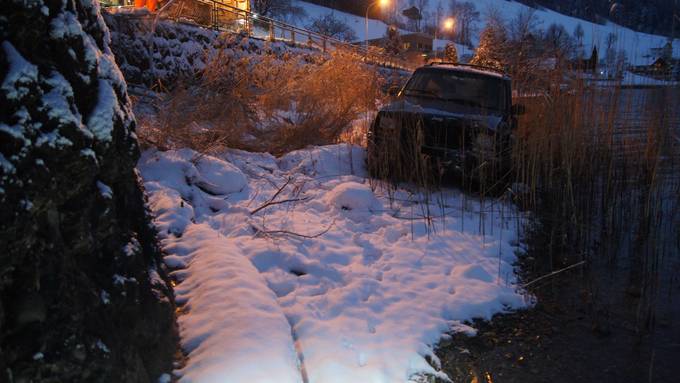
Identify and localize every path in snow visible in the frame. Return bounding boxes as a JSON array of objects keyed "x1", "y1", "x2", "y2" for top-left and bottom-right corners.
[{"x1": 139, "y1": 144, "x2": 527, "y2": 382}]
